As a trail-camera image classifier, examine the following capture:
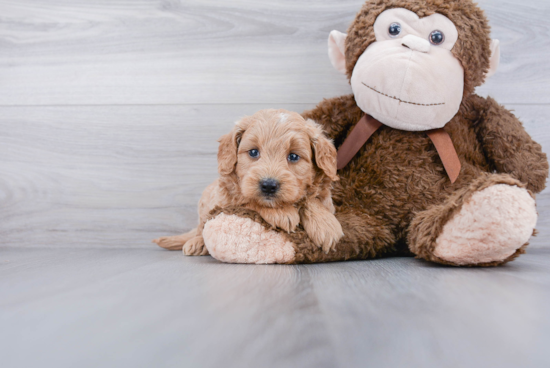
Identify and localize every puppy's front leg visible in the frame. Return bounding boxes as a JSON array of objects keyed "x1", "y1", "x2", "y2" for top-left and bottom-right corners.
[
  {"x1": 258, "y1": 206, "x2": 300, "y2": 233},
  {"x1": 301, "y1": 198, "x2": 344, "y2": 253}
]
